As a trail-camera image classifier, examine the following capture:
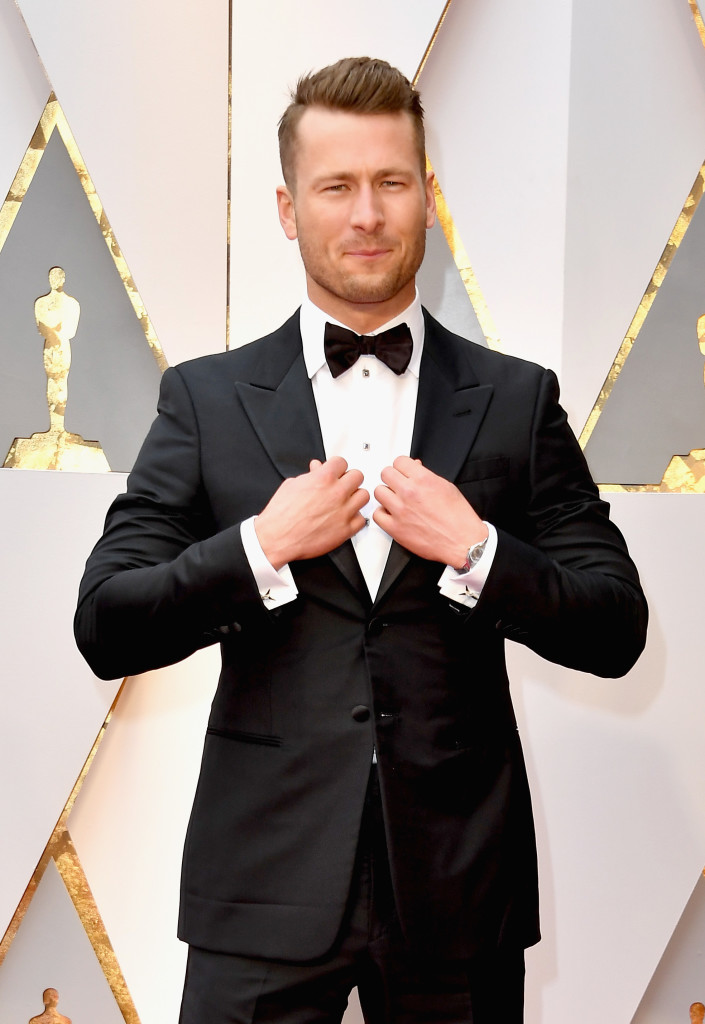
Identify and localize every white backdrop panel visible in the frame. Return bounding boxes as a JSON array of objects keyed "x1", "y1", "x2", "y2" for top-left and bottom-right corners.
[
  {"x1": 0, "y1": 470, "x2": 124, "y2": 937},
  {"x1": 68, "y1": 650, "x2": 220, "y2": 1024},
  {"x1": 517, "y1": 492, "x2": 705, "y2": 1022},
  {"x1": 0, "y1": 0, "x2": 49, "y2": 202},
  {"x1": 419, "y1": 0, "x2": 572, "y2": 381},
  {"x1": 15, "y1": 0, "x2": 229, "y2": 367}
]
